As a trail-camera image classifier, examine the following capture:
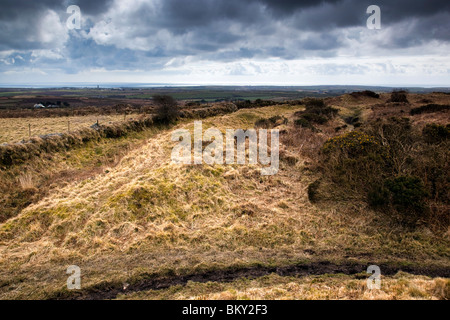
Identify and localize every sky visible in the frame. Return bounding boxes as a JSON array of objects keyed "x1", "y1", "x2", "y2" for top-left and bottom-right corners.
[{"x1": 0, "y1": 0, "x2": 449, "y2": 87}]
